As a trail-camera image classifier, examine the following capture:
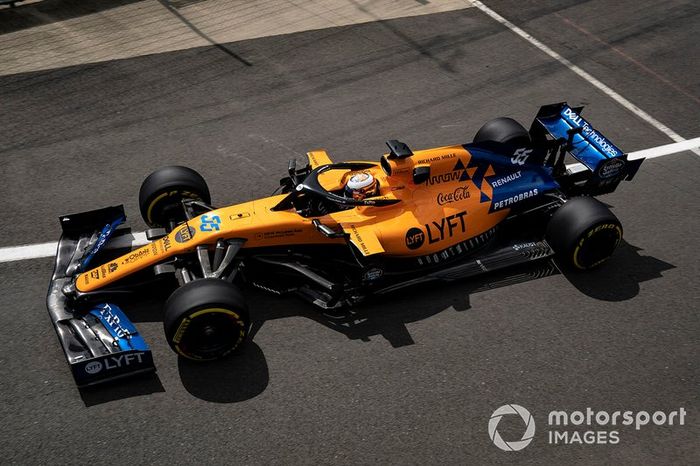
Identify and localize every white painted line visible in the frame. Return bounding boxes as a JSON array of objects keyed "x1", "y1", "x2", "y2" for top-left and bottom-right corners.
[
  {"x1": 0, "y1": 242, "x2": 59, "y2": 263},
  {"x1": 471, "y1": 1, "x2": 700, "y2": 157},
  {"x1": 112, "y1": 232, "x2": 149, "y2": 249},
  {"x1": 0, "y1": 137, "x2": 697, "y2": 265},
  {"x1": 626, "y1": 137, "x2": 700, "y2": 160},
  {"x1": 0, "y1": 232, "x2": 148, "y2": 264}
]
